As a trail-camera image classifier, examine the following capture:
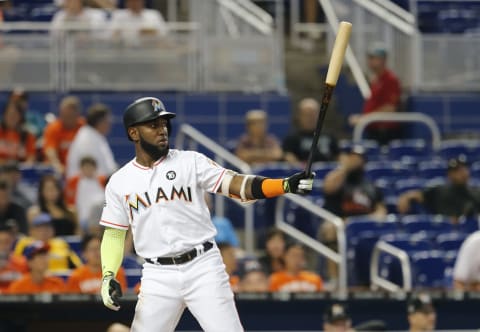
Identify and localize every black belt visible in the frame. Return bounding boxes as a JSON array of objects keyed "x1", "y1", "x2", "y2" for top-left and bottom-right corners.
[{"x1": 145, "y1": 241, "x2": 213, "y2": 265}]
